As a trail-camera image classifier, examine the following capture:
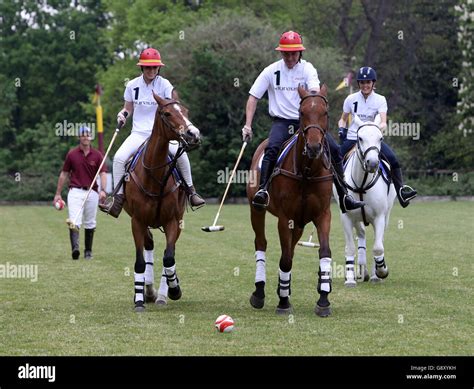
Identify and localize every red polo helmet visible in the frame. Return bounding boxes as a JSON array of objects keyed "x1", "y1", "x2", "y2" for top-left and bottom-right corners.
[
  {"x1": 275, "y1": 31, "x2": 306, "y2": 52},
  {"x1": 136, "y1": 48, "x2": 165, "y2": 67}
]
